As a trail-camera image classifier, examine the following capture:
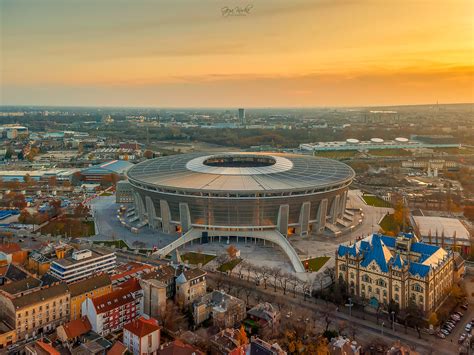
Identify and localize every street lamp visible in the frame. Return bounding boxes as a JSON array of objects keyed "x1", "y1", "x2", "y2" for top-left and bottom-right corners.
[
  {"x1": 345, "y1": 297, "x2": 354, "y2": 317},
  {"x1": 381, "y1": 321, "x2": 385, "y2": 336},
  {"x1": 391, "y1": 311, "x2": 395, "y2": 332}
]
